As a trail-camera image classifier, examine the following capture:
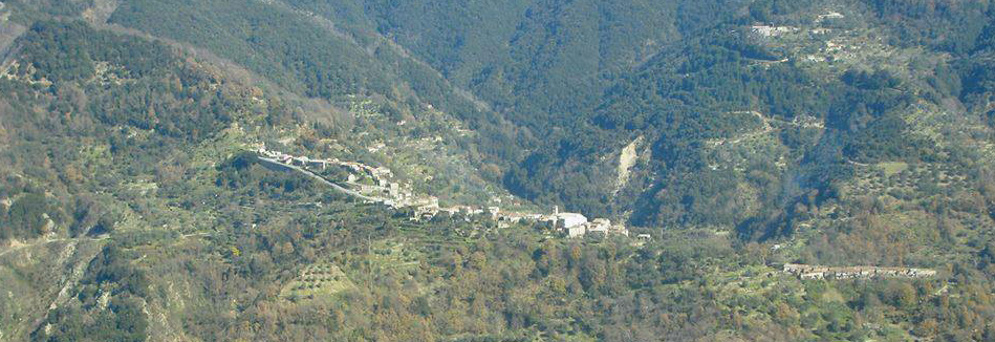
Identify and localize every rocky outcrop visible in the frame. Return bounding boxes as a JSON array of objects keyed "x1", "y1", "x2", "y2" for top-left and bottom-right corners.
[{"x1": 614, "y1": 136, "x2": 642, "y2": 195}]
